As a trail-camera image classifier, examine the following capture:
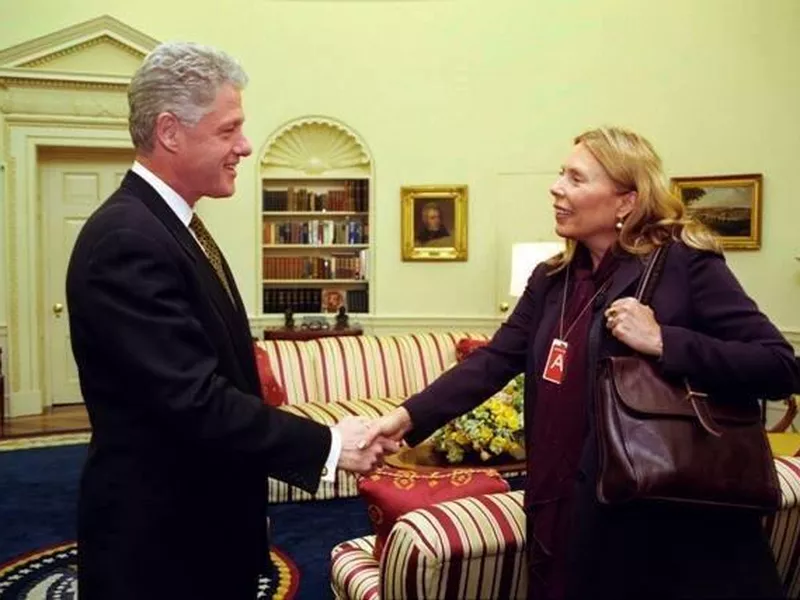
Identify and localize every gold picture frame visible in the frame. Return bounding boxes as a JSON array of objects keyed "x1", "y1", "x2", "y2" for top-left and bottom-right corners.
[
  {"x1": 401, "y1": 185, "x2": 468, "y2": 261},
  {"x1": 670, "y1": 173, "x2": 762, "y2": 250}
]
